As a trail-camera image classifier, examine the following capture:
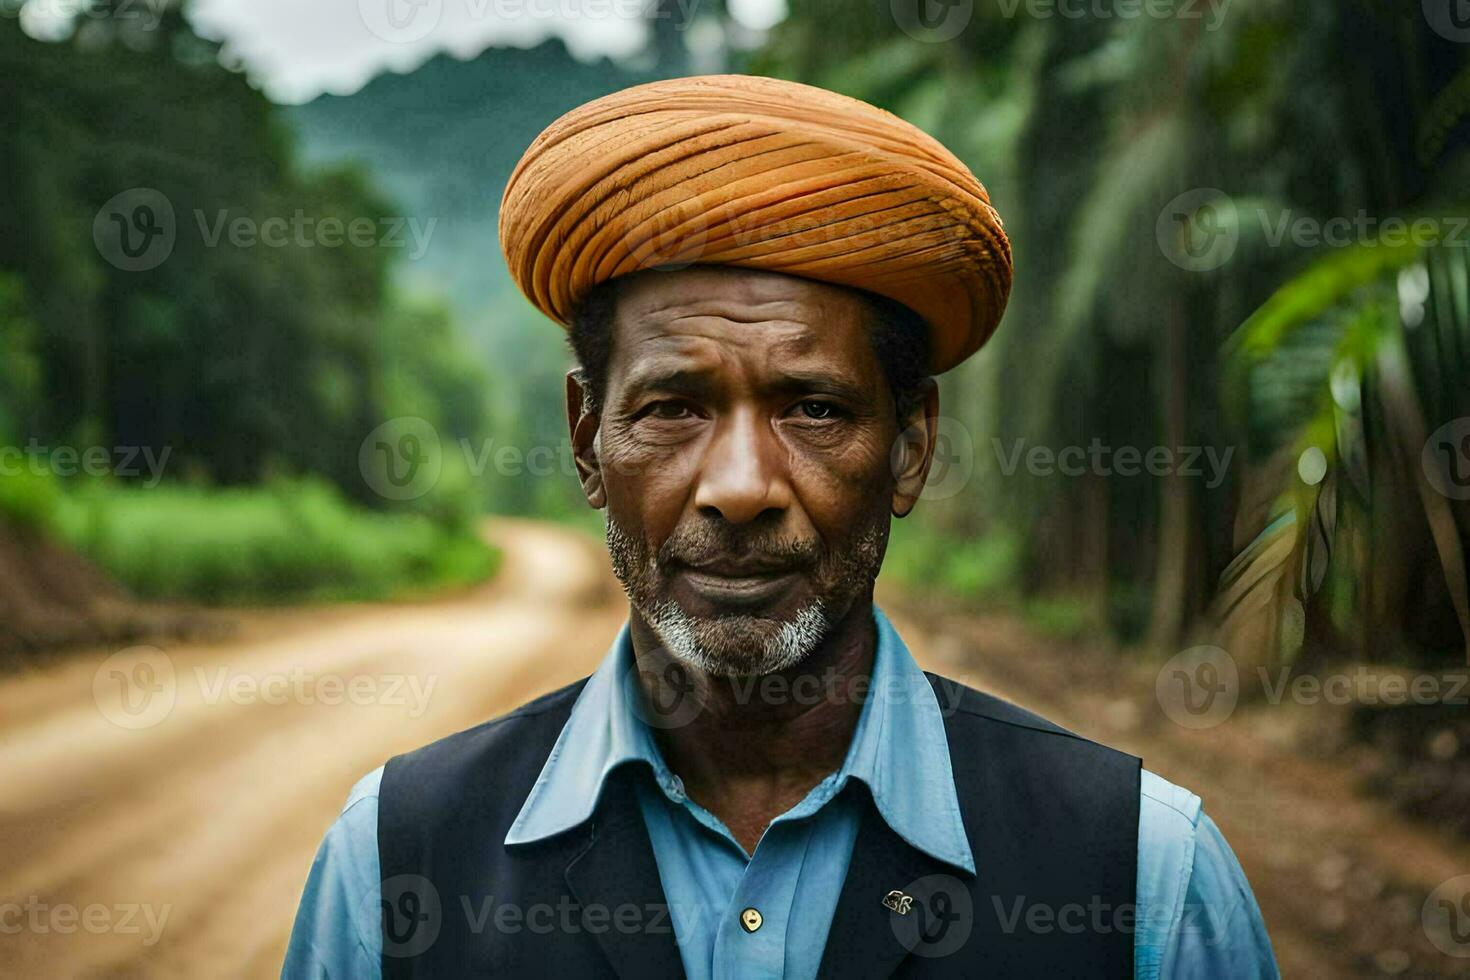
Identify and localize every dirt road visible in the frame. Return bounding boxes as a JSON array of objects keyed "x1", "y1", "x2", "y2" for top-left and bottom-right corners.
[
  {"x1": 0, "y1": 520, "x2": 627, "y2": 978},
  {"x1": 1, "y1": 520, "x2": 1466, "y2": 977}
]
